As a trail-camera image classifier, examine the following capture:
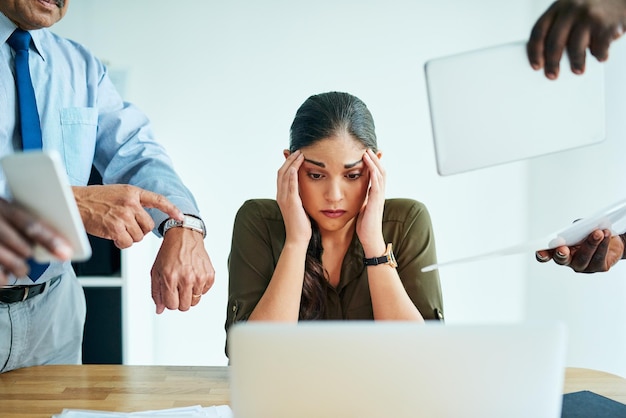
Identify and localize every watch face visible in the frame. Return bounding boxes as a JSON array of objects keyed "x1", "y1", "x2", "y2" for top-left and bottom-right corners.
[
  {"x1": 388, "y1": 251, "x2": 398, "y2": 268},
  {"x1": 184, "y1": 216, "x2": 204, "y2": 229},
  {"x1": 386, "y1": 243, "x2": 398, "y2": 268},
  {"x1": 182, "y1": 215, "x2": 206, "y2": 237}
]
